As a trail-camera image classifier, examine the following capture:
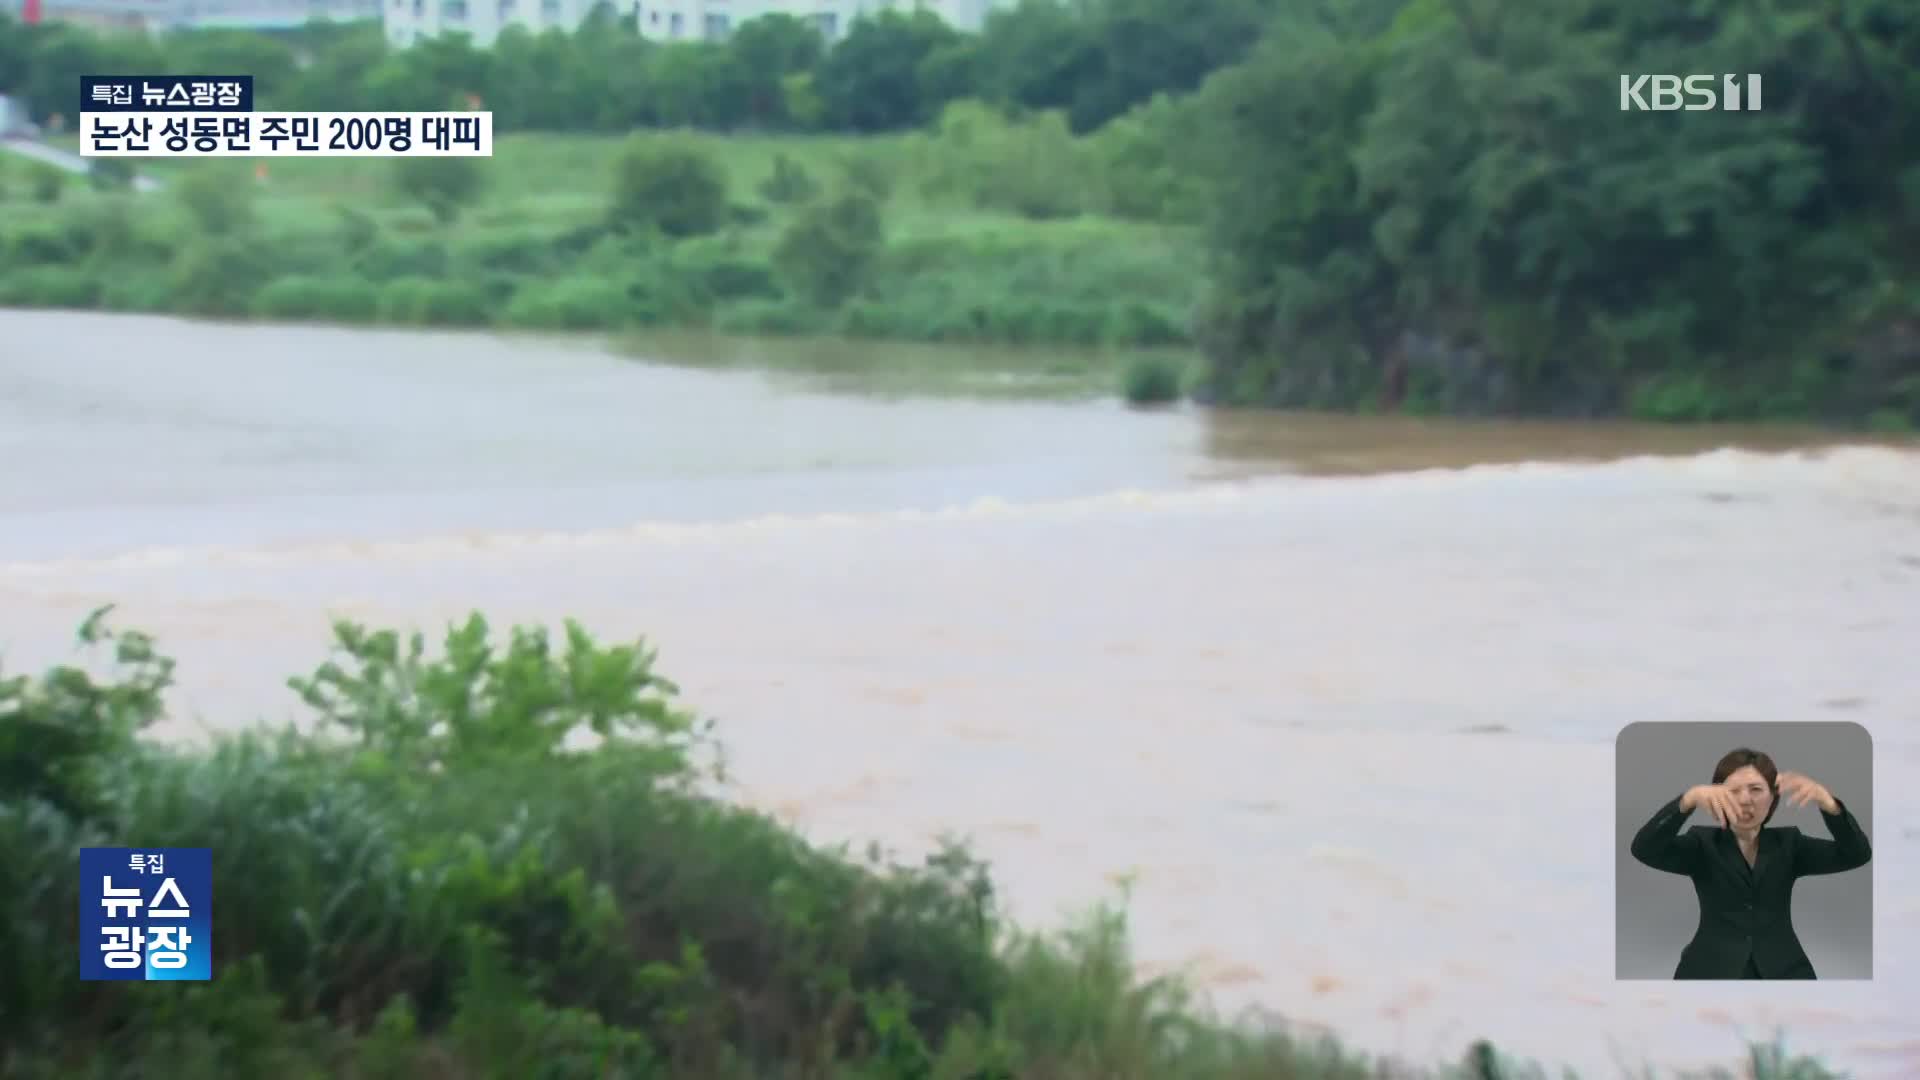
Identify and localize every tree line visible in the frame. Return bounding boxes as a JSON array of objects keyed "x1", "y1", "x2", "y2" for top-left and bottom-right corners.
[
  {"x1": 0, "y1": 0, "x2": 1266, "y2": 136},
  {"x1": 1178, "y1": 0, "x2": 1920, "y2": 422},
  {"x1": 4, "y1": 0, "x2": 1919, "y2": 426}
]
